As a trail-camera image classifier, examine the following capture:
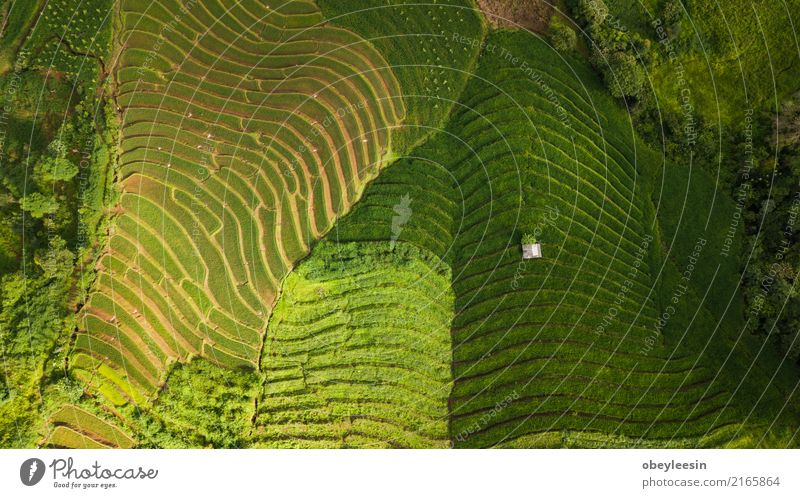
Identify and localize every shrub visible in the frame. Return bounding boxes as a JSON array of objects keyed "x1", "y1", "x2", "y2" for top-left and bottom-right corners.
[
  {"x1": 521, "y1": 233, "x2": 538, "y2": 245},
  {"x1": 20, "y1": 192, "x2": 58, "y2": 218},
  {"x1": 577, "y1": 0, "x2": 609, "y2": 26},
  {"x1": 549, "y1": 16, "x2": 578, "y2": 52},
  {"x1": 661, "y1": 0, "x2": 684, "y2": 27},
  {"x1": 34, "y1": 157, "x2": 78, "y2": 183},
  {"x1": 602, "y1": 51, "x2": 645, "y2": 99}
]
